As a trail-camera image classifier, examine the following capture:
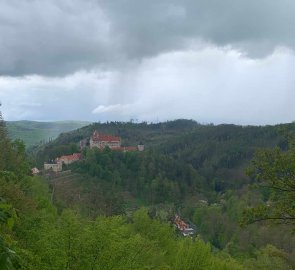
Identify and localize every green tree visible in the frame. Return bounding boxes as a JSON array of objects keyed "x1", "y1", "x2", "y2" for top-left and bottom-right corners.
[
  {"x1": 0, "y1": 200, "x2": 18, "y2": 270},
  {"x1": 244, "y1": 146, "x2": 295, "y2": 225},
  {"x1": 244, "y1": 245, "x2": 292, "y2": 270}
]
